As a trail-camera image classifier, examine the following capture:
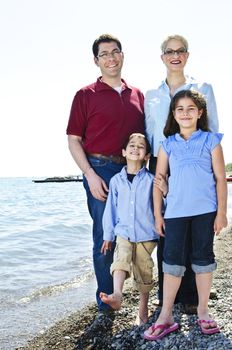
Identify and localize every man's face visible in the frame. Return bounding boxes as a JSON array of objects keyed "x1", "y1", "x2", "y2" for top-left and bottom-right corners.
[{"x1": 94, "y1": 41, "x2": 124, "y2": 79}]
